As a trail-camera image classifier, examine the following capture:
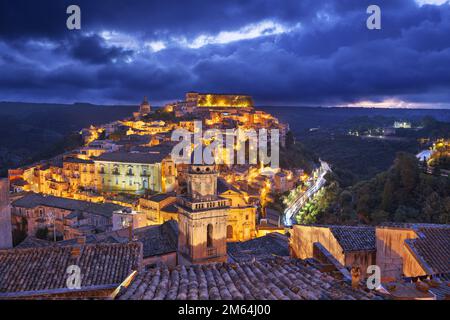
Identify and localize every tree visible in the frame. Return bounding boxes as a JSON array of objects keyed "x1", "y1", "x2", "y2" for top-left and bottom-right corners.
[
  {"x1": 394, "y1": 152, "x2": 419, "y2": 192},
  {"x1": 371, "y1": 210, "x2": 389, "y2": 224},
  {"x1": 296, "y1": 200, "x2": 320, "y2": 224},
  {"x1": 440, "y1": 197, "x2": 450, "y2": 224},
  {"x1": 432, "y1": 165, "x2": 442, "y2": 177},
  {"x1": 285, "y1": 130, "x2": 295, "y2": 148},
  {"x1": 381, "y1": 178, "x2": 396, "y2": 212},
  {"x1": 423, "y1": 192, "x2": 441, "y2": 223},
  {"x1": 394, "y1": 205, "x2": 420, "y2": 223}
]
